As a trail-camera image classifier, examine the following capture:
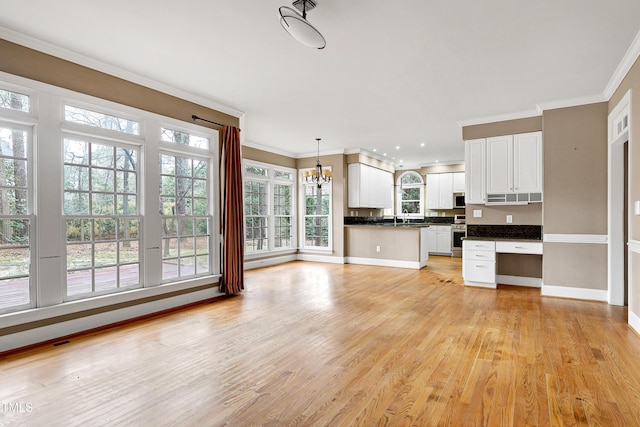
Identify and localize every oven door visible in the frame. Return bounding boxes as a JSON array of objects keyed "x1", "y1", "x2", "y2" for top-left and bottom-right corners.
[{"x1": 451, "y1": 229, "x2": 465, "y2": 257}]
